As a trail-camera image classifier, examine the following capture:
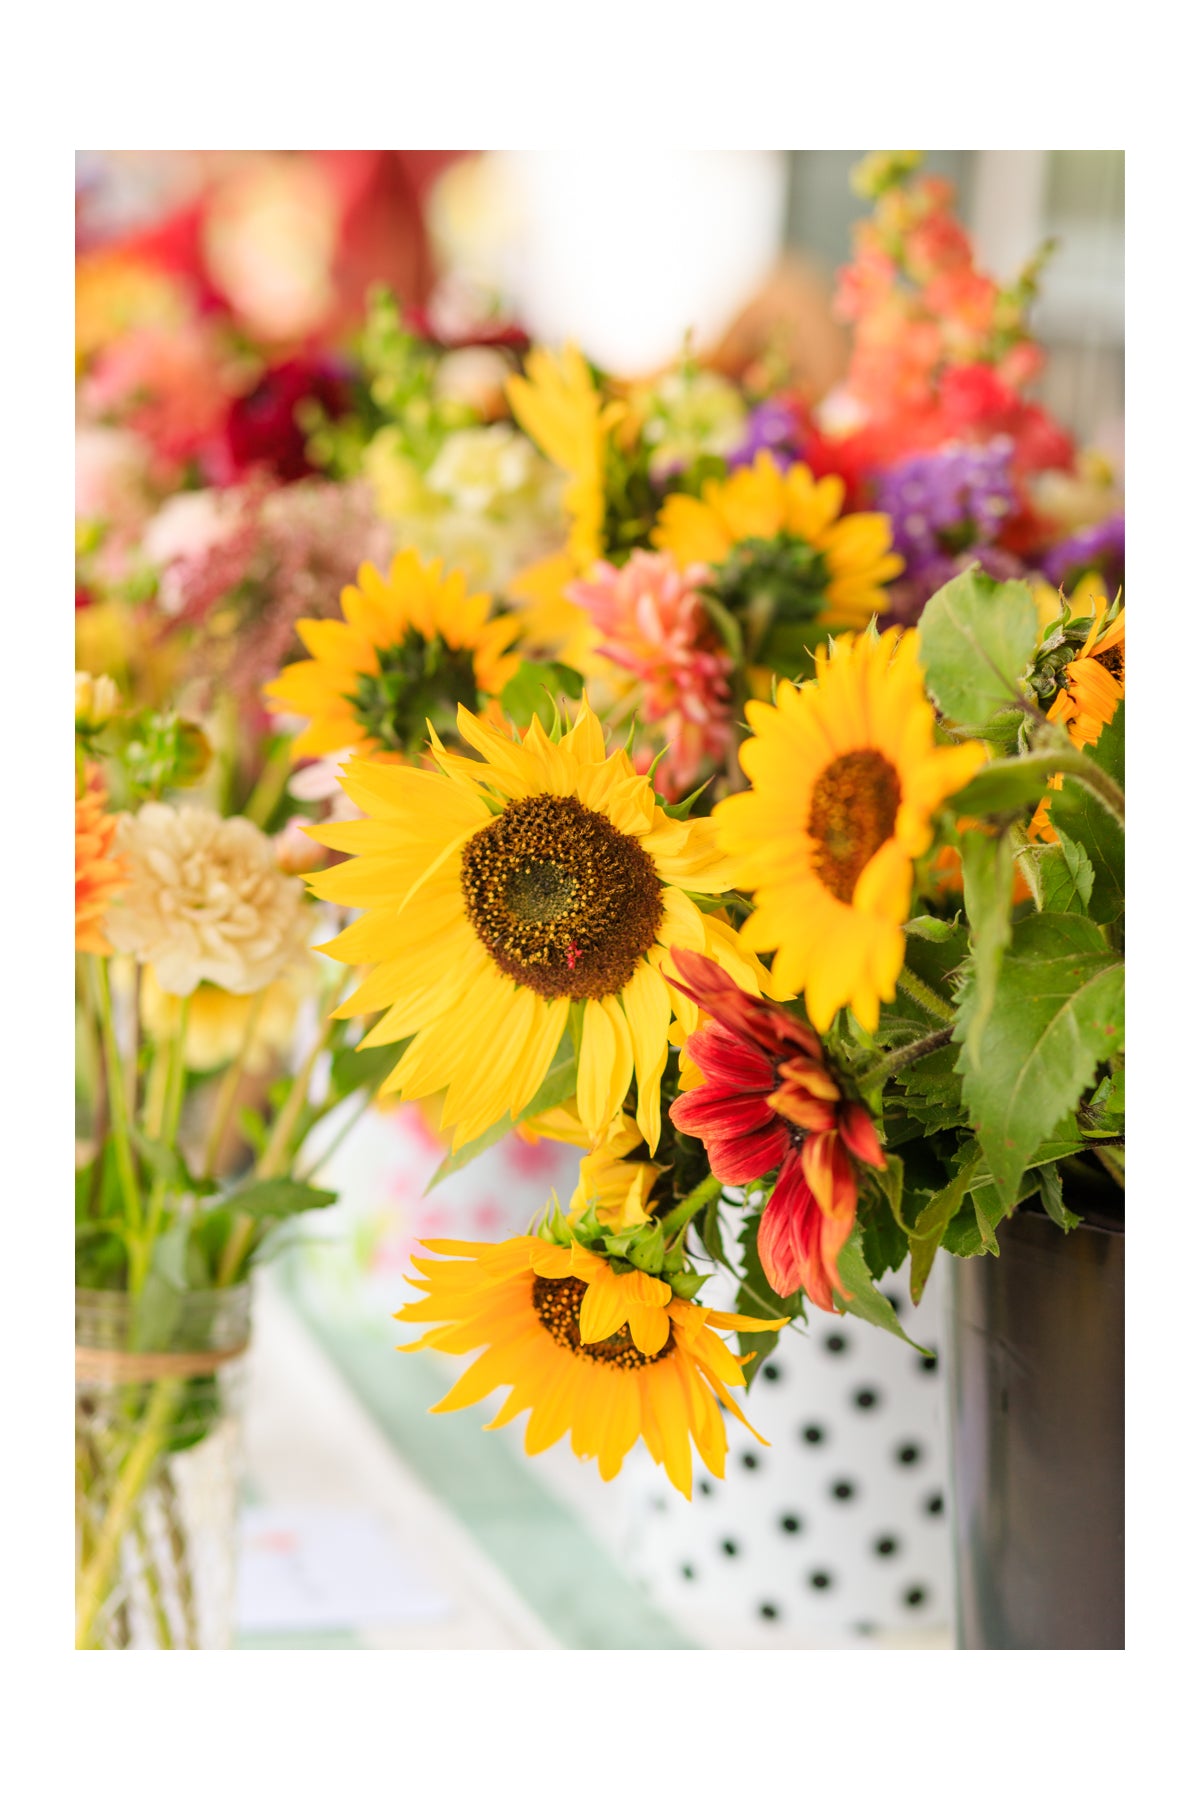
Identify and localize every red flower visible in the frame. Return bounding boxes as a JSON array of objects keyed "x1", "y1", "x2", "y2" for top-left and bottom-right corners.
[
  {"x1": 666, "y1": 951, "x2": 885, "y2": 1312},
  {"x1": 215, "y1": 357, "x2": 349, "y2": 485}
]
